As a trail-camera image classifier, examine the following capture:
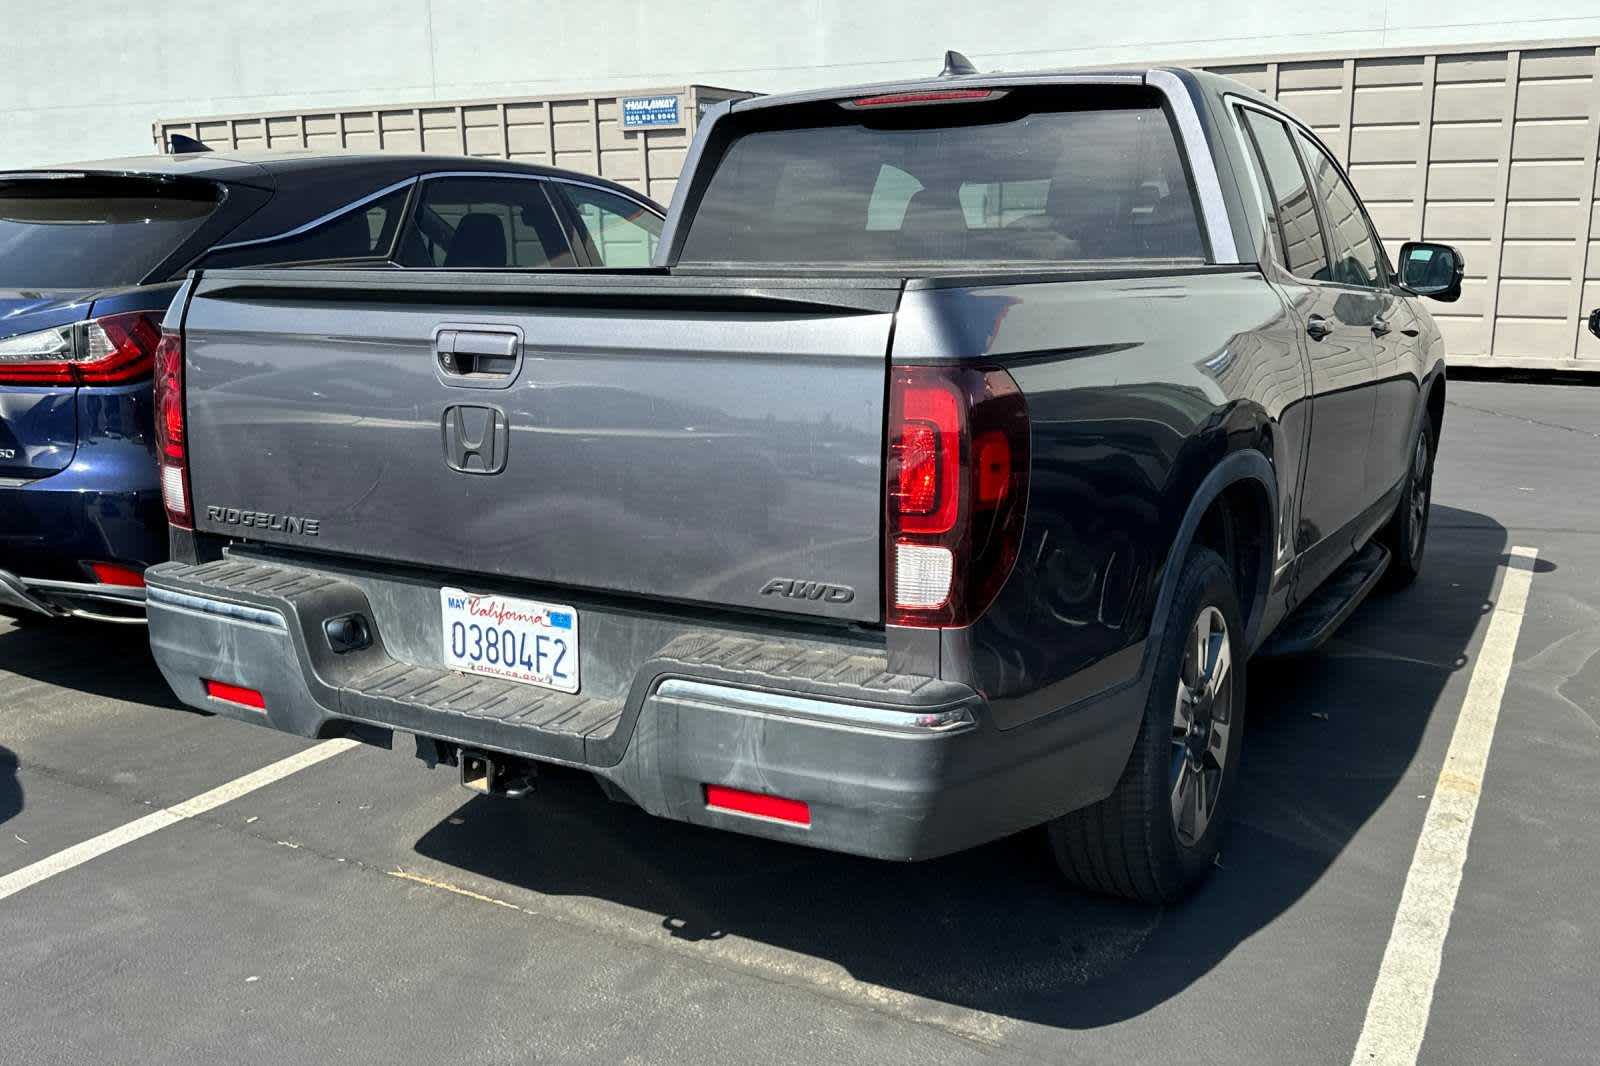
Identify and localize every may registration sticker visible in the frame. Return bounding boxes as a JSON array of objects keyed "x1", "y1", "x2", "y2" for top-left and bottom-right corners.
[{"x1": 440, "y1": 587, "x2": 579, "y2": 694}]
